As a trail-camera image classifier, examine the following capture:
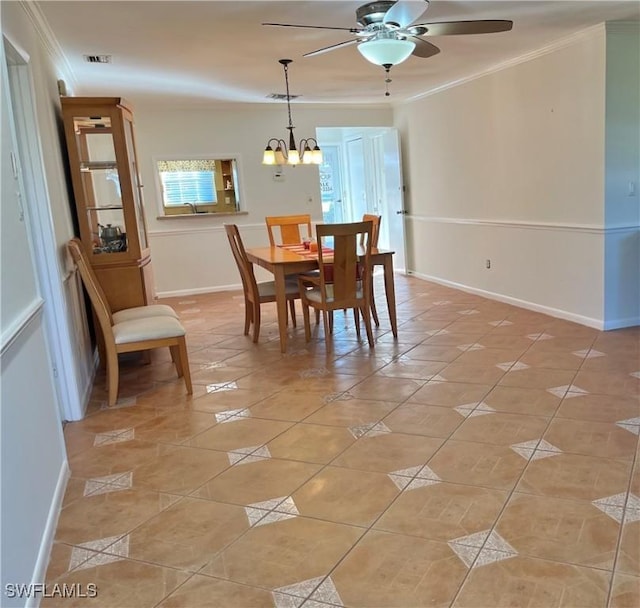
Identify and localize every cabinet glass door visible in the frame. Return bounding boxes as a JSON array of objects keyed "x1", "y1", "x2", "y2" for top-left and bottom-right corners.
[
  {"x1": 124, "y1": 119, "x2": 147, "y2": 250},
  {"x1": 73, "y1": 115, "x2": 128, "y2": 254}
]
